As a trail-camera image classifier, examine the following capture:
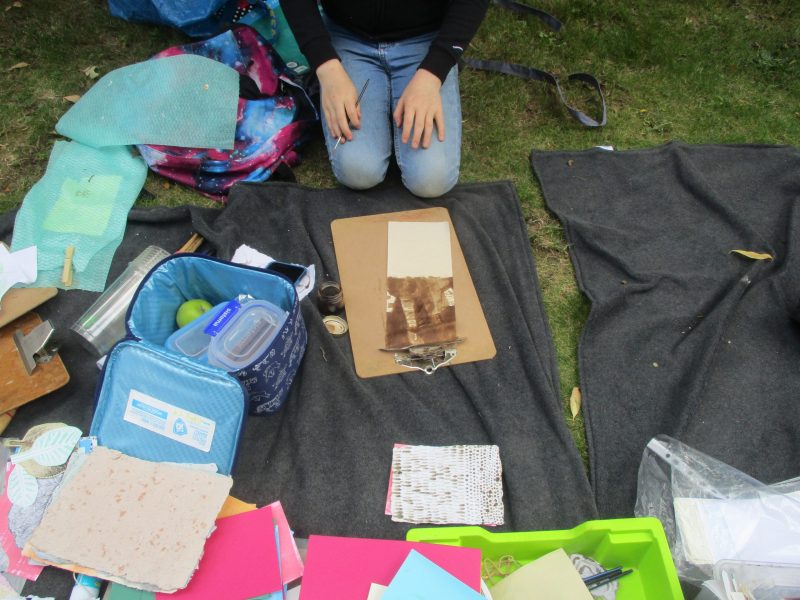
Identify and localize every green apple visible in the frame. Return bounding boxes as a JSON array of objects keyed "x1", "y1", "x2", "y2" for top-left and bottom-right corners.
[{"x1": 176, "y1": 299, "x2": 213, "y2": 329}]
